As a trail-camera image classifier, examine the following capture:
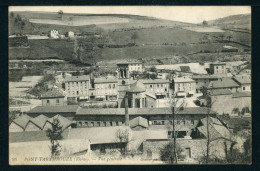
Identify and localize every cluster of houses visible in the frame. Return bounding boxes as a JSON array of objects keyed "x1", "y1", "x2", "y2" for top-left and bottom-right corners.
[
  {"x1": 9, "y1": 59, "x2": 251, "y2": 162},
  {"x1": 49, "y1": 30, "x2": 75, "y2": 39}
]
